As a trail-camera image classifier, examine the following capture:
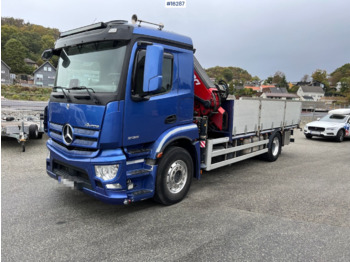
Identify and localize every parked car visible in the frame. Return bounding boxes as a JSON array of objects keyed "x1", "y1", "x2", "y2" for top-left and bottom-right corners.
[{"x1": 304, "y1": 109, "x2": 350, "y2": 142}]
